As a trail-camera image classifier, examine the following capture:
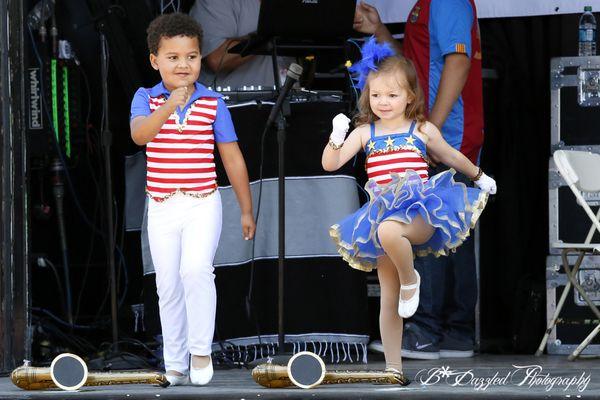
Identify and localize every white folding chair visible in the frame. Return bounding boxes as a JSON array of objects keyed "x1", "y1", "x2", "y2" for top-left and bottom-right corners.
[{"x1": 536, "y1": 150, "x2": 600, "y2": 360}]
